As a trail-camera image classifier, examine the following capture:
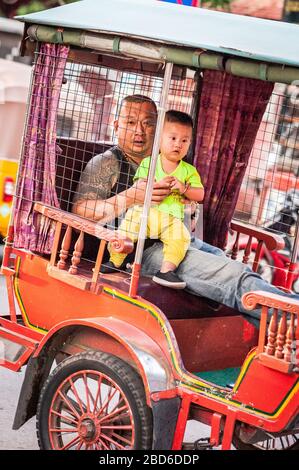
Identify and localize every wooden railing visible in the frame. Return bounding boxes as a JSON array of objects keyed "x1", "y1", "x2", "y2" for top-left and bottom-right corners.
[
  {"x1": 229, "y1": 220, "x2": 285, "y2": 272},
  {"x1": 34, "y1": 202, "x2": 134, "y2": 291},
  {"x1": 242, "y1": 291, "x2": 299, "y2": 373}
]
